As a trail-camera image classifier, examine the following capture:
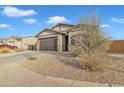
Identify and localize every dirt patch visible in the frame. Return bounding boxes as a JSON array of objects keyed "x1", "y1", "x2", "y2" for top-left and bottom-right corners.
[{"x1": 17, "y1": 53, "x2": 124, "y2": 85}]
